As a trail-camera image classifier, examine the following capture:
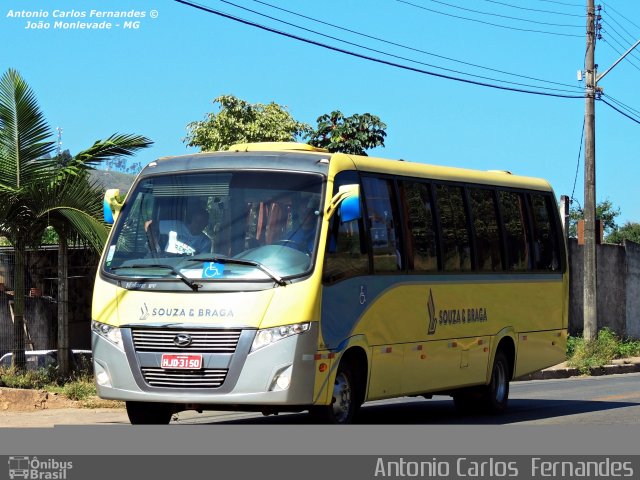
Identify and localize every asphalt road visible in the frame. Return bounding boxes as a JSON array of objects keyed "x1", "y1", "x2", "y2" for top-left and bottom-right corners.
[
  {"x1": 179, "y1": 372, "x2": 640, "y2": 425},
  {"x1": 2, "y1": 372, "x2": 638, "y2": 427}
]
